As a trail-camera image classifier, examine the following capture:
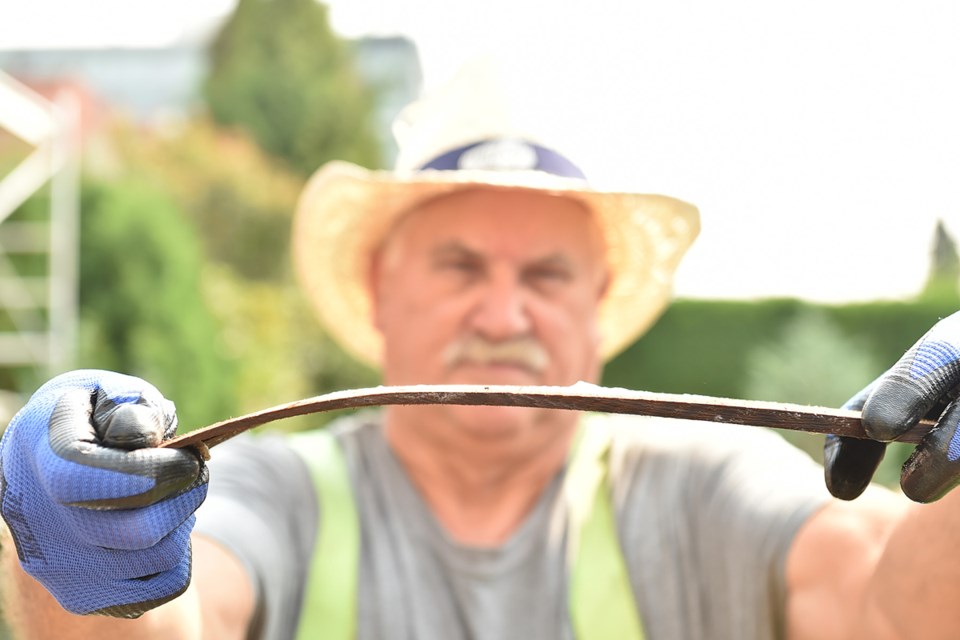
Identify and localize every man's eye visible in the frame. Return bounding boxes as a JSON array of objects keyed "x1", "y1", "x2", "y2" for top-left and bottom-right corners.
[
  {"x1": 437, "y1": 259, "x2": 480, "y2": 274},
  {"x1": 527, "y1": 267, "x2": 571, "y2": 283}
]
